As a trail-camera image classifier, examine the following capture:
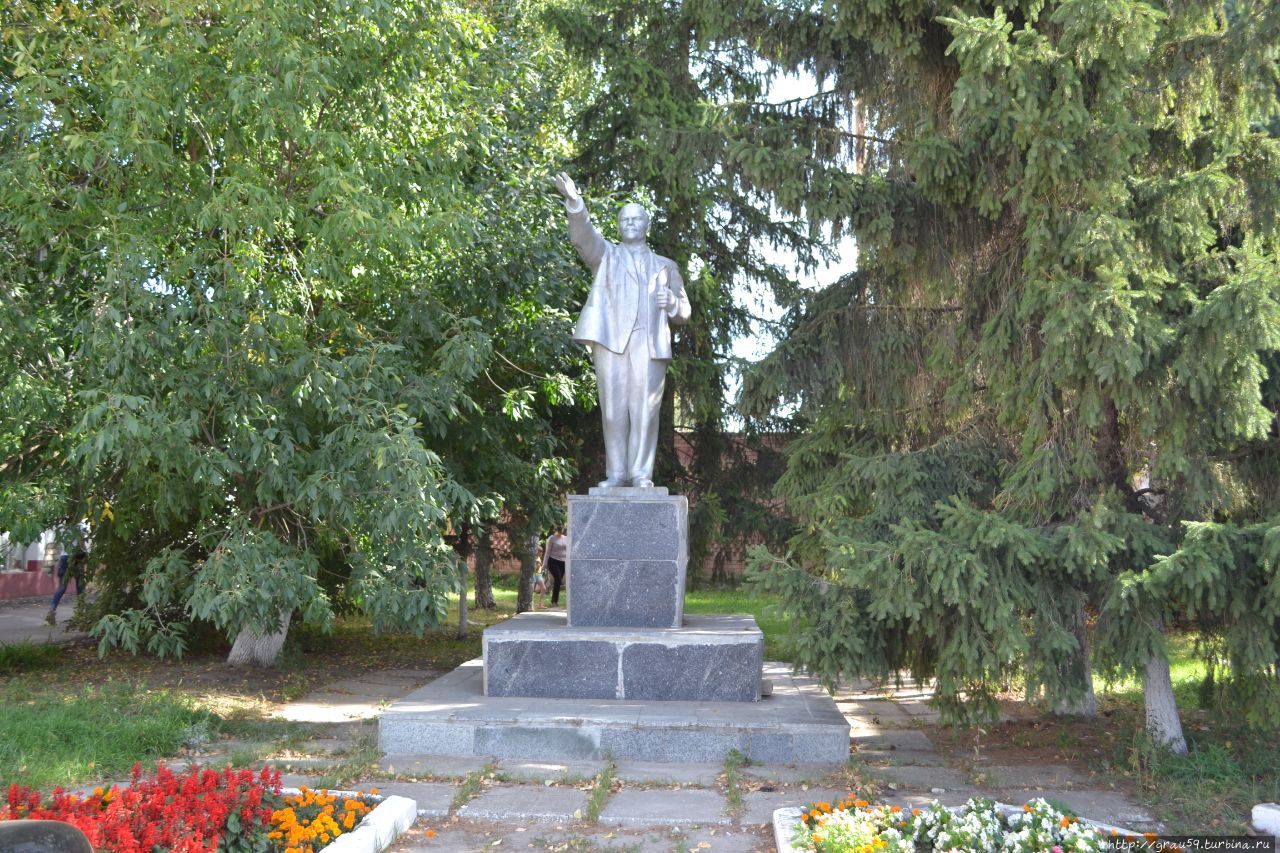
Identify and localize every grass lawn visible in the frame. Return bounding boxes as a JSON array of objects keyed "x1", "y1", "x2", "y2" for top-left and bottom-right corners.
[
  {"x1": 0, "y1": 588, "x2": 523, "y2": 790},
  {"x1": 683, "y1": 586, "x2": 794, "y2": 663},
  {"x1": 0, "y1": 680, "x2": 214, "y2": 791}
]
